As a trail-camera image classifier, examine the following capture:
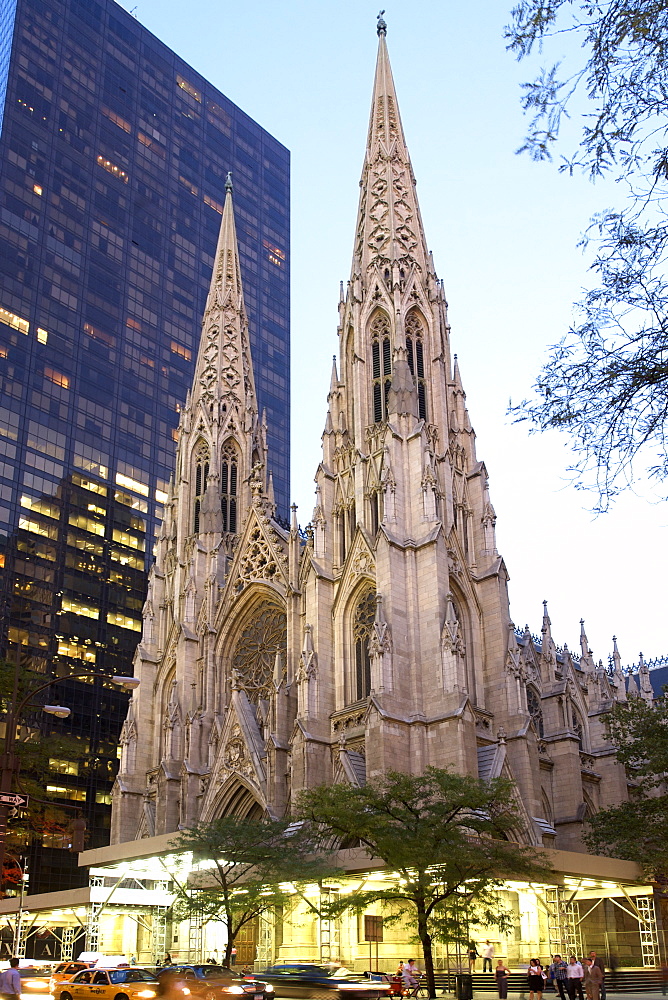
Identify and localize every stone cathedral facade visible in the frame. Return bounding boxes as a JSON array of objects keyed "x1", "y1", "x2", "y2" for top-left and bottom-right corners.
[{"x1": 111, "y1": 24, "x2": 647, "y2": 856}]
